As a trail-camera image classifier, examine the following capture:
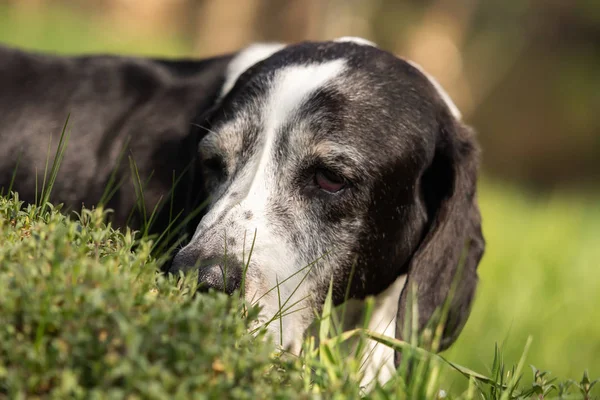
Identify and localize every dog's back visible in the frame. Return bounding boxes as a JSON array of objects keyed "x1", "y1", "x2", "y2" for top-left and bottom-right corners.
[{"x1": 0, "y1": 45, "x2": 232, "y2": 230}]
